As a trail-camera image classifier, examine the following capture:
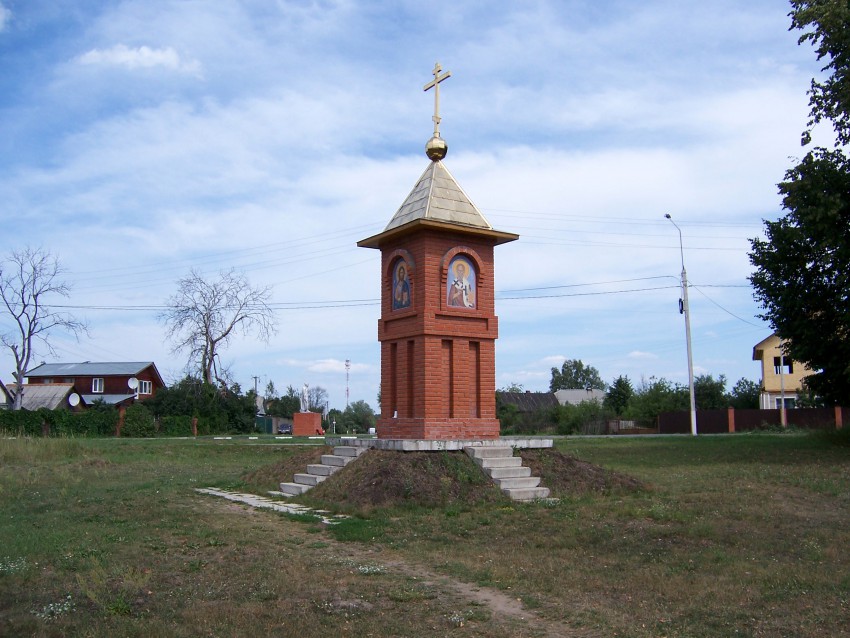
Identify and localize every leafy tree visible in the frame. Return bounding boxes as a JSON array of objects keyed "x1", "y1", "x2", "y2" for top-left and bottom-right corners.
[
  {"x1": 266, "y1": 385, "x2": 300, "y2": 418},
  {"x1": 142, "y1": 375, "x2": 257, "y2": 434},
  {"x1": 694, "y1": 374, "x2": 728, "y2": 409},
  {"x1": 160, "y1": 268, "x2": 276, "y2": 385},
  {"x1": 549, "y1": 359, "x2": 606, "y2": 392},
  {"x1": 750, "y1": 1, "x2": 850, "y2": 404},
  {"x1": 498, "y1": 382, "x2": 525, "y2": 392},
  {"x1": 337, "y1": 400, "x2": 376, "y2": 434},
  {"x1": 604, "y1": 375, "x2": 633, "y2": 415},
  {"x1": 554, "y1": 399, "x2": 614, "y2": 435},
  {"x1": 0, "y1": 248, "x2": 87, "y2": 410},
  {"x1": 728, "y1": 377, "x2": 761, "y2": 409},
  {"x1": 750, "y1": 149, "x2": 850, "y2": 404},
  {"x1": 624, "y1": 377, "x2": 688, "y2": 423},
  {"x1": 790, "y1": 0, "x2": 850, "y2": 146}
]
